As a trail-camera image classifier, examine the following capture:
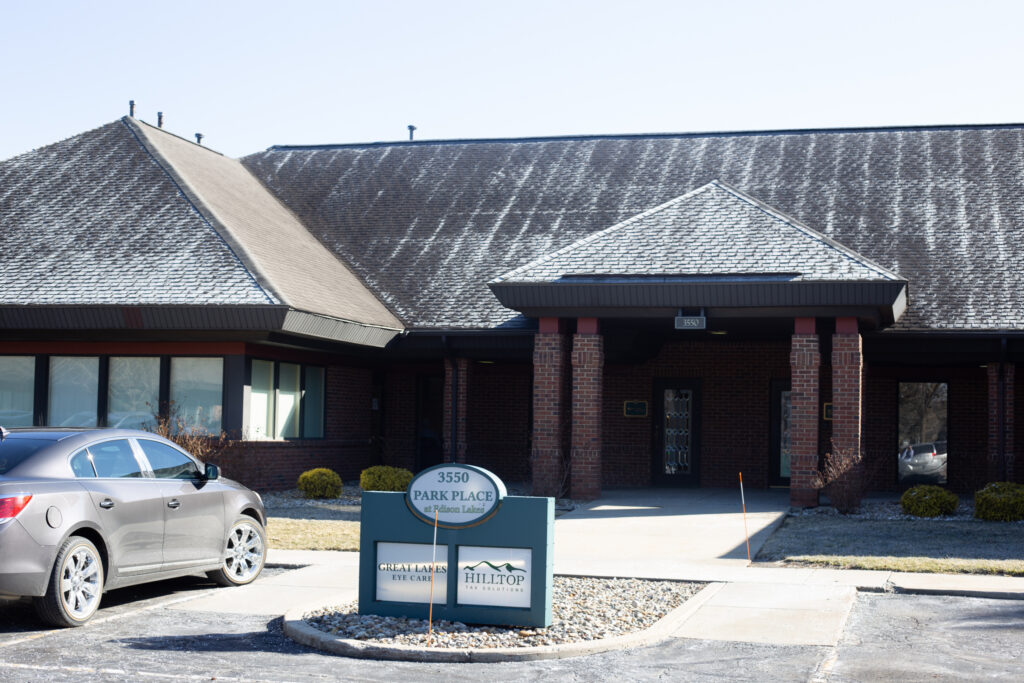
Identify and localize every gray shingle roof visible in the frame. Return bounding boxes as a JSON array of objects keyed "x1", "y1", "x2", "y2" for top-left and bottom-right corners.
[
  {"x1": 0, "y1": 120, "x2": 274, "y2": 306},
  {"x1": 492, "y1": 180, "x2": 901, "y2": 284},
  {"x1": 243, "y1": 126, "x2": 1024, "y2": 332}
]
